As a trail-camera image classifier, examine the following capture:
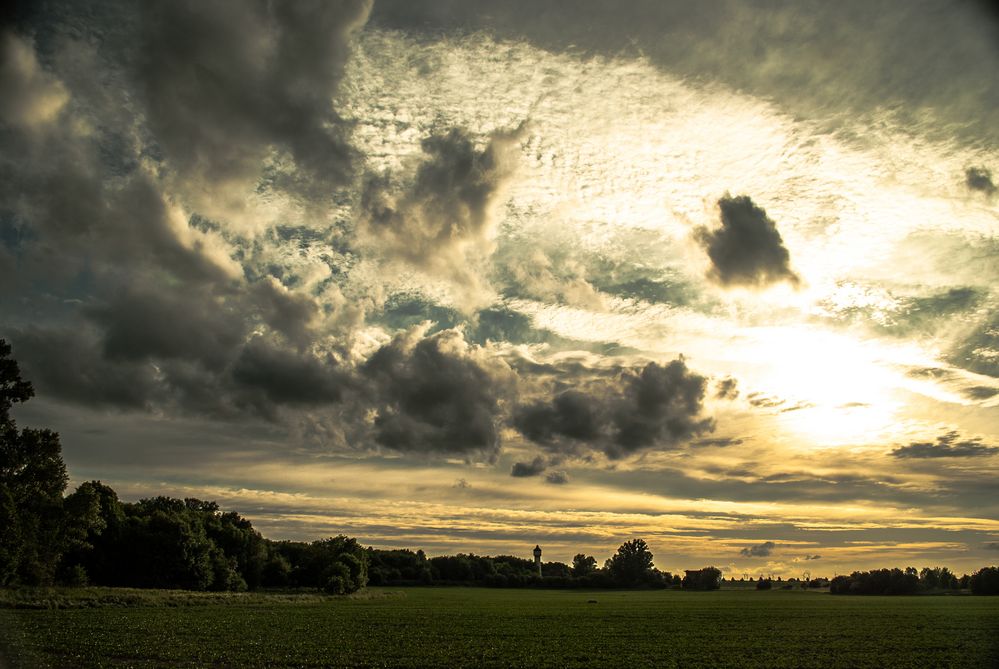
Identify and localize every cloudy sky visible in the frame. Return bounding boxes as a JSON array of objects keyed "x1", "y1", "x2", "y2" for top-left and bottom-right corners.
[{"x1": 3, "y1": 0, "x2": 998, "y2": 577}]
